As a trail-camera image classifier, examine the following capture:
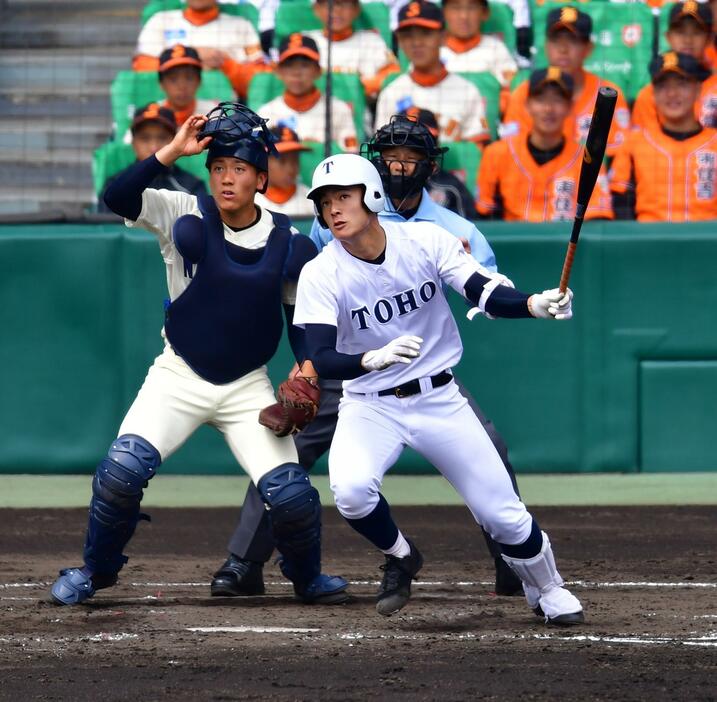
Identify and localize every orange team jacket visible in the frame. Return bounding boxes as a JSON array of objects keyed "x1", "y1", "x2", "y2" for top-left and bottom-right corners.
[
  {"x1": 477, "y1": 134, "x2": 614, "y2": 221},
  {"x1": 501, "y1": 71, "x2": 631, "y2": 156},
  {"x1": 609, "y1": 126, "x2": 717, "y2": 221},
  {"x1": 631, "y1": 74, "x2": 717, "y2": 131}
]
